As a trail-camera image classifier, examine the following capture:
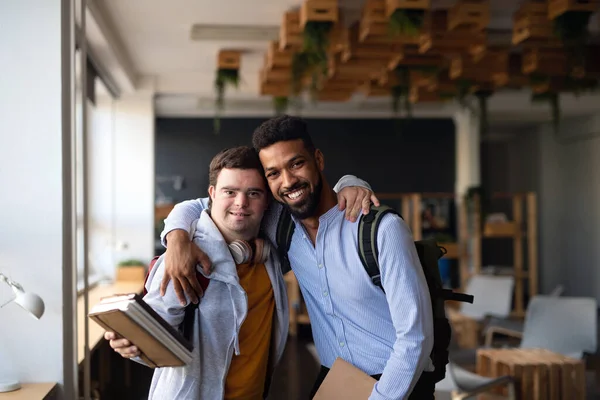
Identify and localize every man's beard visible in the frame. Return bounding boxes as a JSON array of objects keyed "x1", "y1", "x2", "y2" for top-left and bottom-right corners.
[{"x1": 281, "y1": 175, "x2": 323, "y2": 220}]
